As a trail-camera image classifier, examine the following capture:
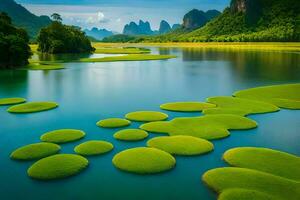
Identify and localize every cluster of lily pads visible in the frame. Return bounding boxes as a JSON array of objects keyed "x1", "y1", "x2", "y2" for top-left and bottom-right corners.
[{"x1": 2, "y1": 83, "x2": 300, "y2": 199}]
